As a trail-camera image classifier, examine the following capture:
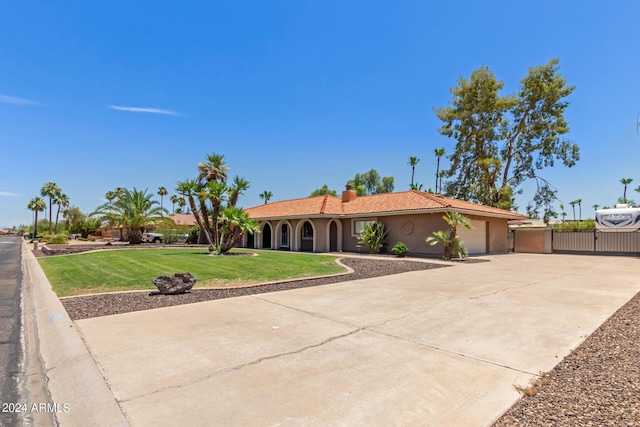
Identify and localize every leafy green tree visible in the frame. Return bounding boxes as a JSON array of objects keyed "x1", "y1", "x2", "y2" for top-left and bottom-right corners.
[
  {"x1": 40, "y1": 182, "x2": 61, "y2": 234},
  {"x1": 408, "y1": 157, "x2": 420, "y2": 187},
  {"x1": 526, "y1": 179, "x2": 557, "y2": 224},
  {"x1": 435, "y1": 59, "x2": 578, "y2": 215},
  {"x1": 93, "y1": 188, "x2": 170, "y2": 244},
  {"x1": 434, "y1": 148, "x2": 445, "y2": 193},
  {"x1": 177, "y1": 153, "x2": 258, "y2": 254},
  {"x1": 560, "y1": 204, "x2": 567, "y2": 222},
  {"x1": 349, "y1": 169, "x2": 394, "y2": 195},
  {"x1": 259, "y1": 190, "x2": 273, "y2": 204},
  {"x1": 426, "y1": 211, "x2": 472, "y2": 260},
  {"x1": 27, "y1": 196, "x2": 46, "y2": 238},
  {"x1": 310, "y1": 185, "x2": 337, "y2": 197},
  {"x1": 157, "y1": 186, "x2": 168, "y2": 215}
]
